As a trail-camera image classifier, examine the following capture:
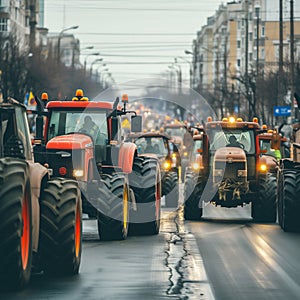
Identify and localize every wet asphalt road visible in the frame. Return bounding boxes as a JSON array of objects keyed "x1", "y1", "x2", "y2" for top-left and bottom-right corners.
[
  {"x1": 2, "y1": 186, "x2": 300, "y2": 299},
  {"x1": 188, "y1": 204, "x2": 300, "y2": 300}
]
